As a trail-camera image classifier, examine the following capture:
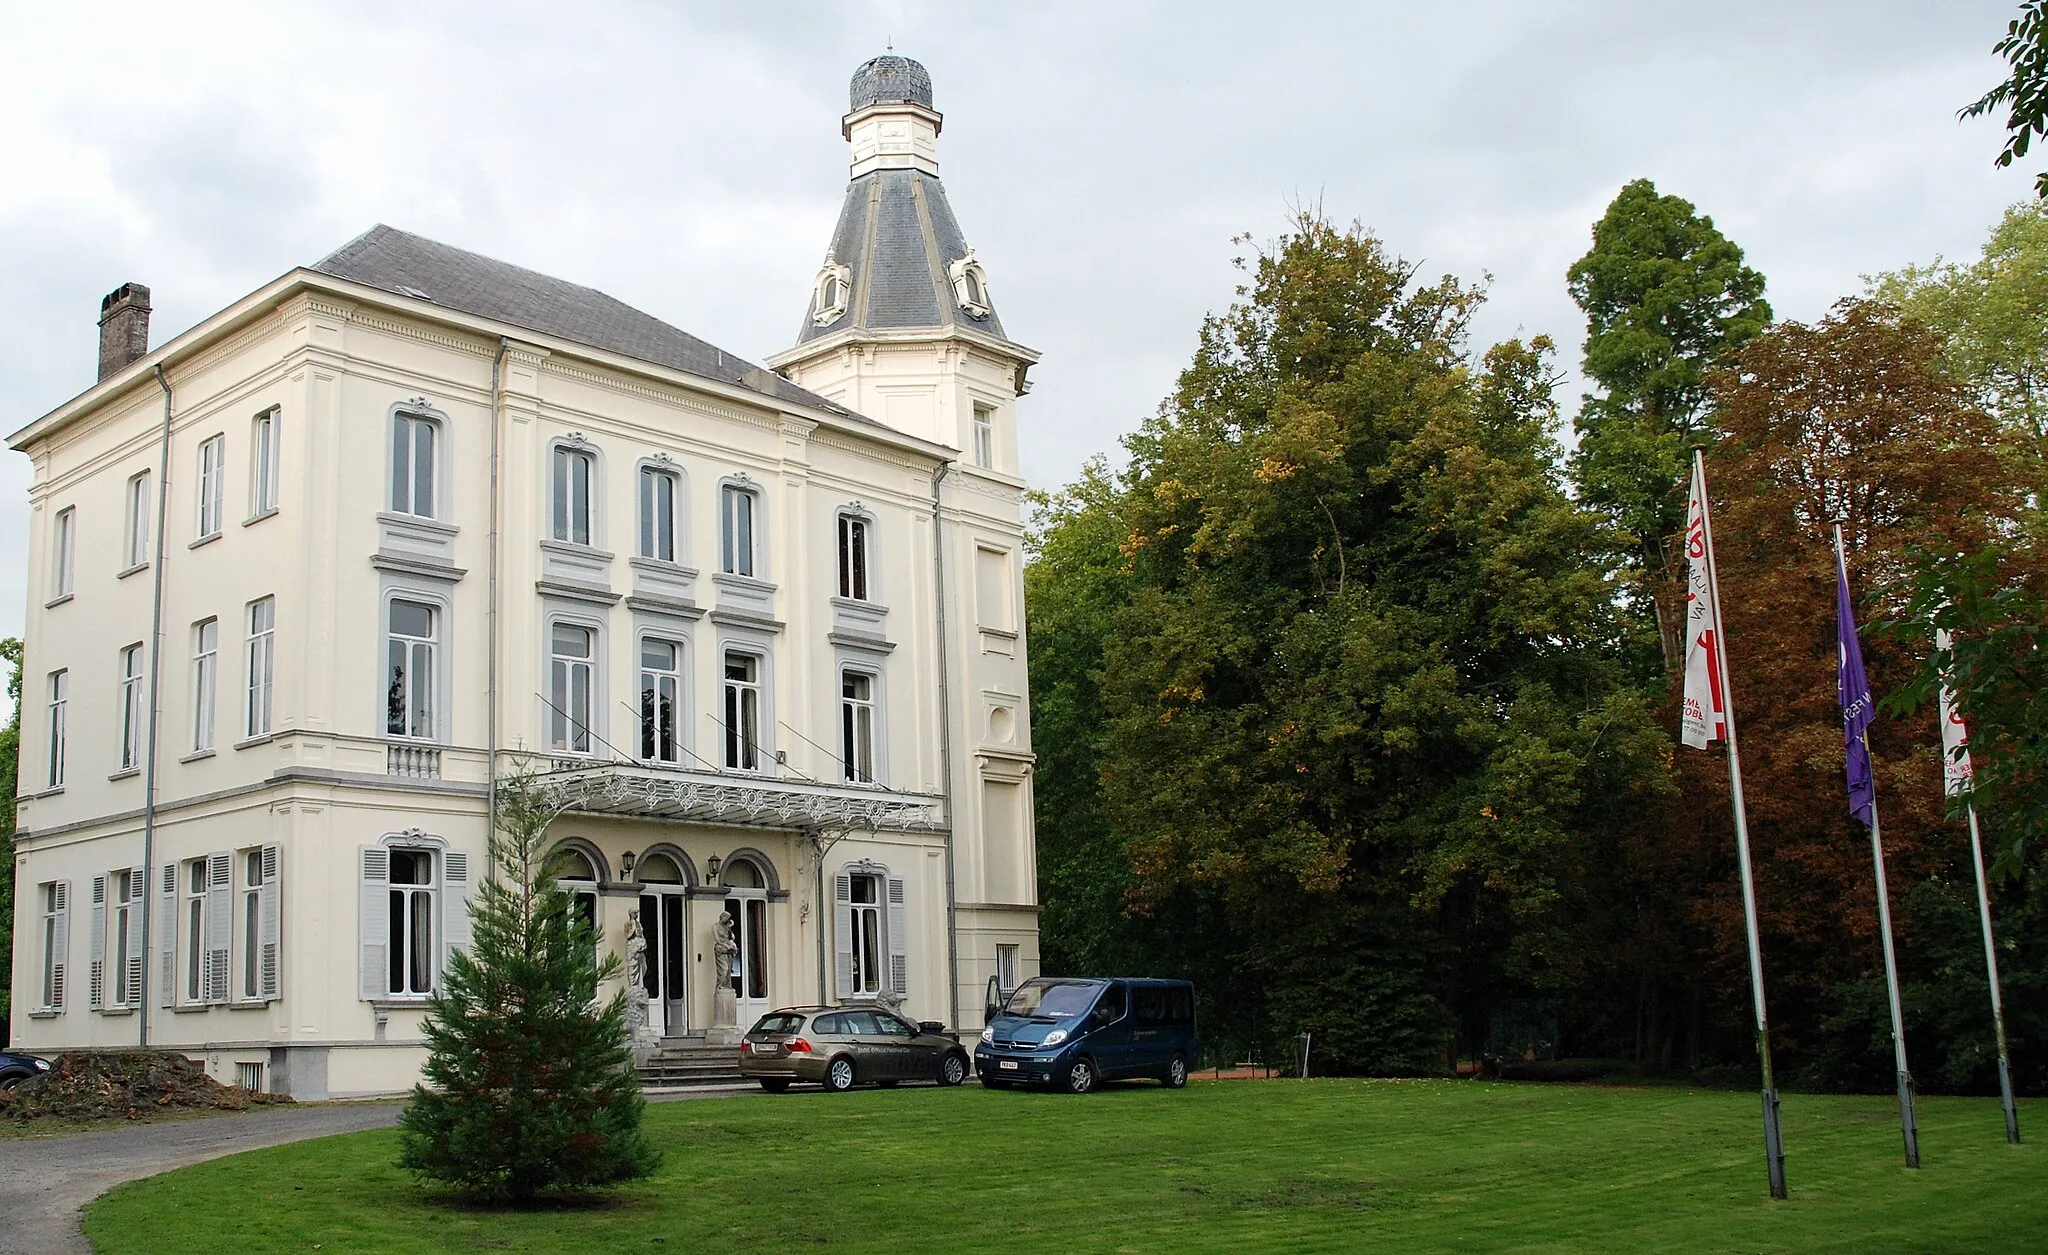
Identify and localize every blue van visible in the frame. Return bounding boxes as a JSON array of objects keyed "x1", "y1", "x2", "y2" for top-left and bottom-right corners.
[{"x1": 974, "y1": 976, "x2": 1198, "y2": 1093}]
